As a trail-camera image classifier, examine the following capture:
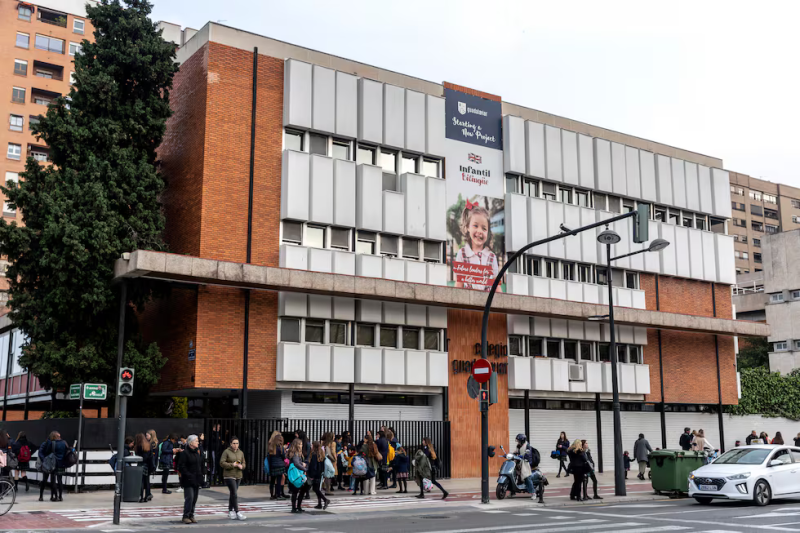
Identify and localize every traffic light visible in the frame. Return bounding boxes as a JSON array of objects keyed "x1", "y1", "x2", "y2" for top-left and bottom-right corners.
[
  {"x1": 489, "y1": 371, "x2": 498, "y2": 405},
  {"x1": 633, "y1": 203, "x2": 649, "y2": 243},
  {"x1": 118, "y1": 367, "x2": 134, "y2": 397},
  {"x1": 480, "y1": 389, "x2": 489, "y2": 412}
]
